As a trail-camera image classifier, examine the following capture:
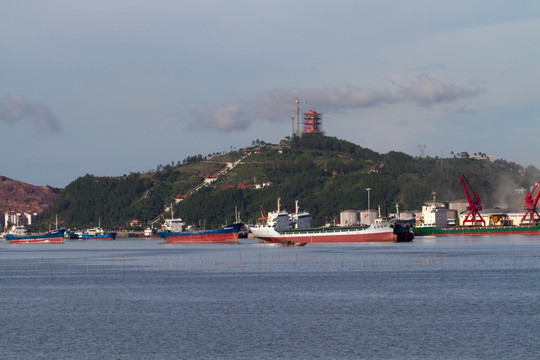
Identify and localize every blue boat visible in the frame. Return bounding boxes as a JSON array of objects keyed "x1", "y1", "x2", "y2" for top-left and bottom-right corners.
[
  {"x1": 6, "y1": 228, "x2": 66, "y2": 244},
  {"x1": 157, "y1": 222, "x2": 243, "y2": 243},
  {"x1": 82, "y1": 227, "x2": 116, "y2": 240}
]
